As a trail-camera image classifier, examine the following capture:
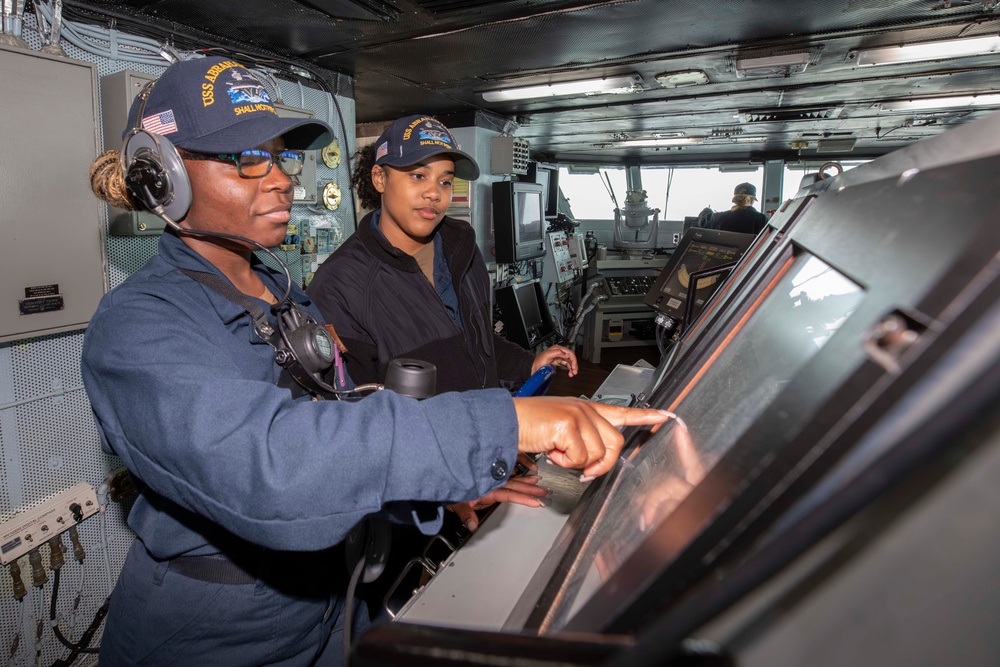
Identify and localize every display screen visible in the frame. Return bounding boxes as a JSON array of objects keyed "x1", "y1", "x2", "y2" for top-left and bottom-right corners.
[
  {"x1": 516, "y1": 282, "x2": 544, "y2": 332},
  {"x1": 657, "y1": 240, "x2": 742, "y2": 320},
  {"x1": 551, "y1": 253, "x2": 865, "y2": 628},
  {"x1": 516, "y1": 191, "x2": 545, "y2": 243}
]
